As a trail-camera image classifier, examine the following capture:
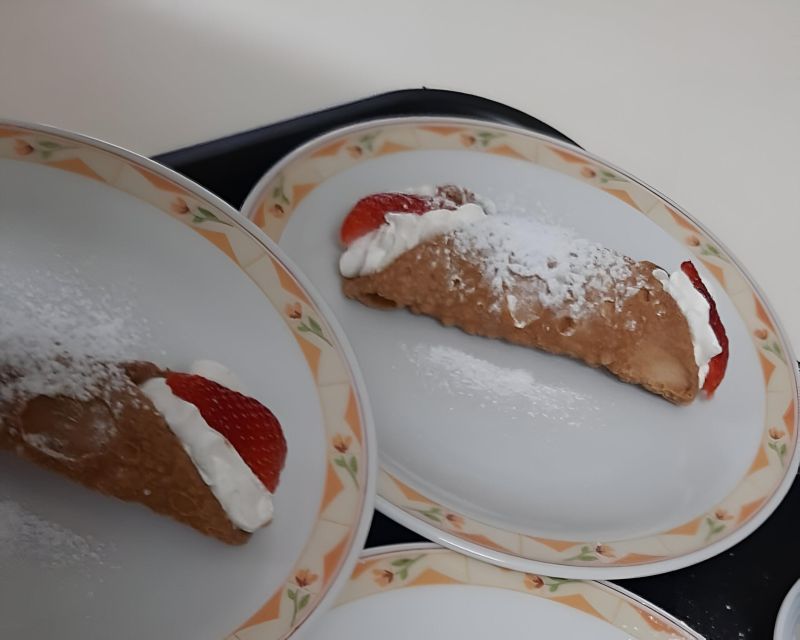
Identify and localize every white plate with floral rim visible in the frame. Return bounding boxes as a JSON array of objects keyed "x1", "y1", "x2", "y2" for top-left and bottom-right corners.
[
  {"x1": 0, "y1": 121, "x2": 377, "y2": 640},
  {"x1": 240, "y1": 116, "x2": 799, "y2": 579},
  {"x1": 299, "y1": 543, "x2": 703, "y2": 640}
]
